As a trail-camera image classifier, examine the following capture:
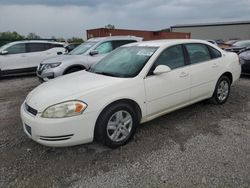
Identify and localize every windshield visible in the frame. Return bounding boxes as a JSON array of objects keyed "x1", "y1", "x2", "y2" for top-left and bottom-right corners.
[
  {"x1": 232, "y1": 40, "x2": 250, "y2": 47},
  {"x1": 89, "y1": 46, "x2": 158, "y2": 78},
  {"x1": 69, "y1": 42, "x2": 97, "y2": 55}
]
